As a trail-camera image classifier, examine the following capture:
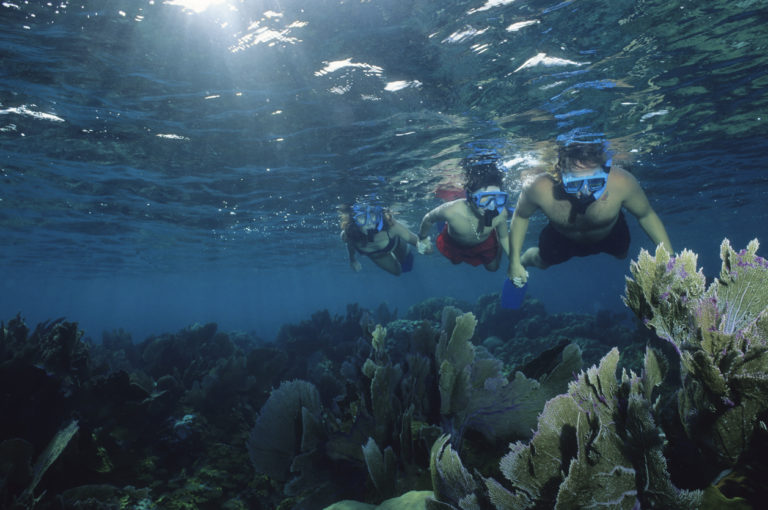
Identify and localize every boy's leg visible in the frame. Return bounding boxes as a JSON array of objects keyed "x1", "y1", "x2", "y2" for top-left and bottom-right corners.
[{"x1": 483, "y1": 243, "x2": 503, "y2": 272}]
